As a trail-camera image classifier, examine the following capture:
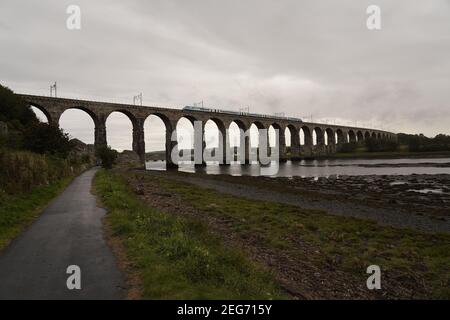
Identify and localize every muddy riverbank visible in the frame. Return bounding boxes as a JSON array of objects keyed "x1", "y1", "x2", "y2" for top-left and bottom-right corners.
[{"x1": 145, "y1": 170, "x2": 450, "y2": 233}]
